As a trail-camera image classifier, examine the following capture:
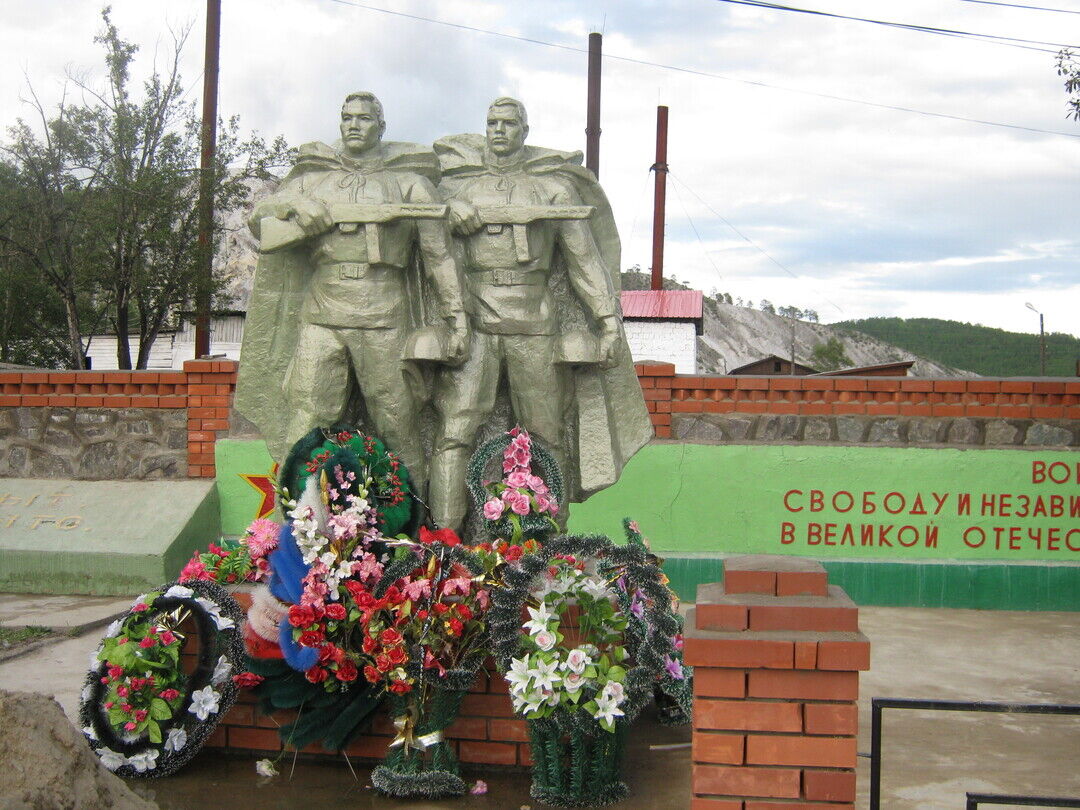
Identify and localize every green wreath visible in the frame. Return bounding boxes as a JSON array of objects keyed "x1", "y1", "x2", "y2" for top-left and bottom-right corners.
[
  {"x1": 487, "y1": 534, "x2": 680, "y2": 807},
  {"x1": 279, "y1": 425, "x2": 415, "y2": 536},
  {"x1": 78, "y1": 580, "x2": 246, "y2": 778},
  {"x1": 466, "y1": 432, "x2": 564, "y2": 542}
]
